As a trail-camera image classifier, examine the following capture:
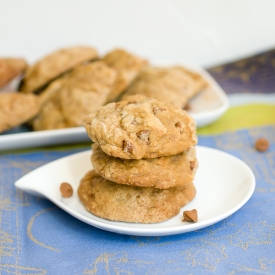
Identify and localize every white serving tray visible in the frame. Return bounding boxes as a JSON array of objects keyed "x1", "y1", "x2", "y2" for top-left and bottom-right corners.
[{"x1": 0, "y1": 61, "x2": 228, "y2": 151}]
